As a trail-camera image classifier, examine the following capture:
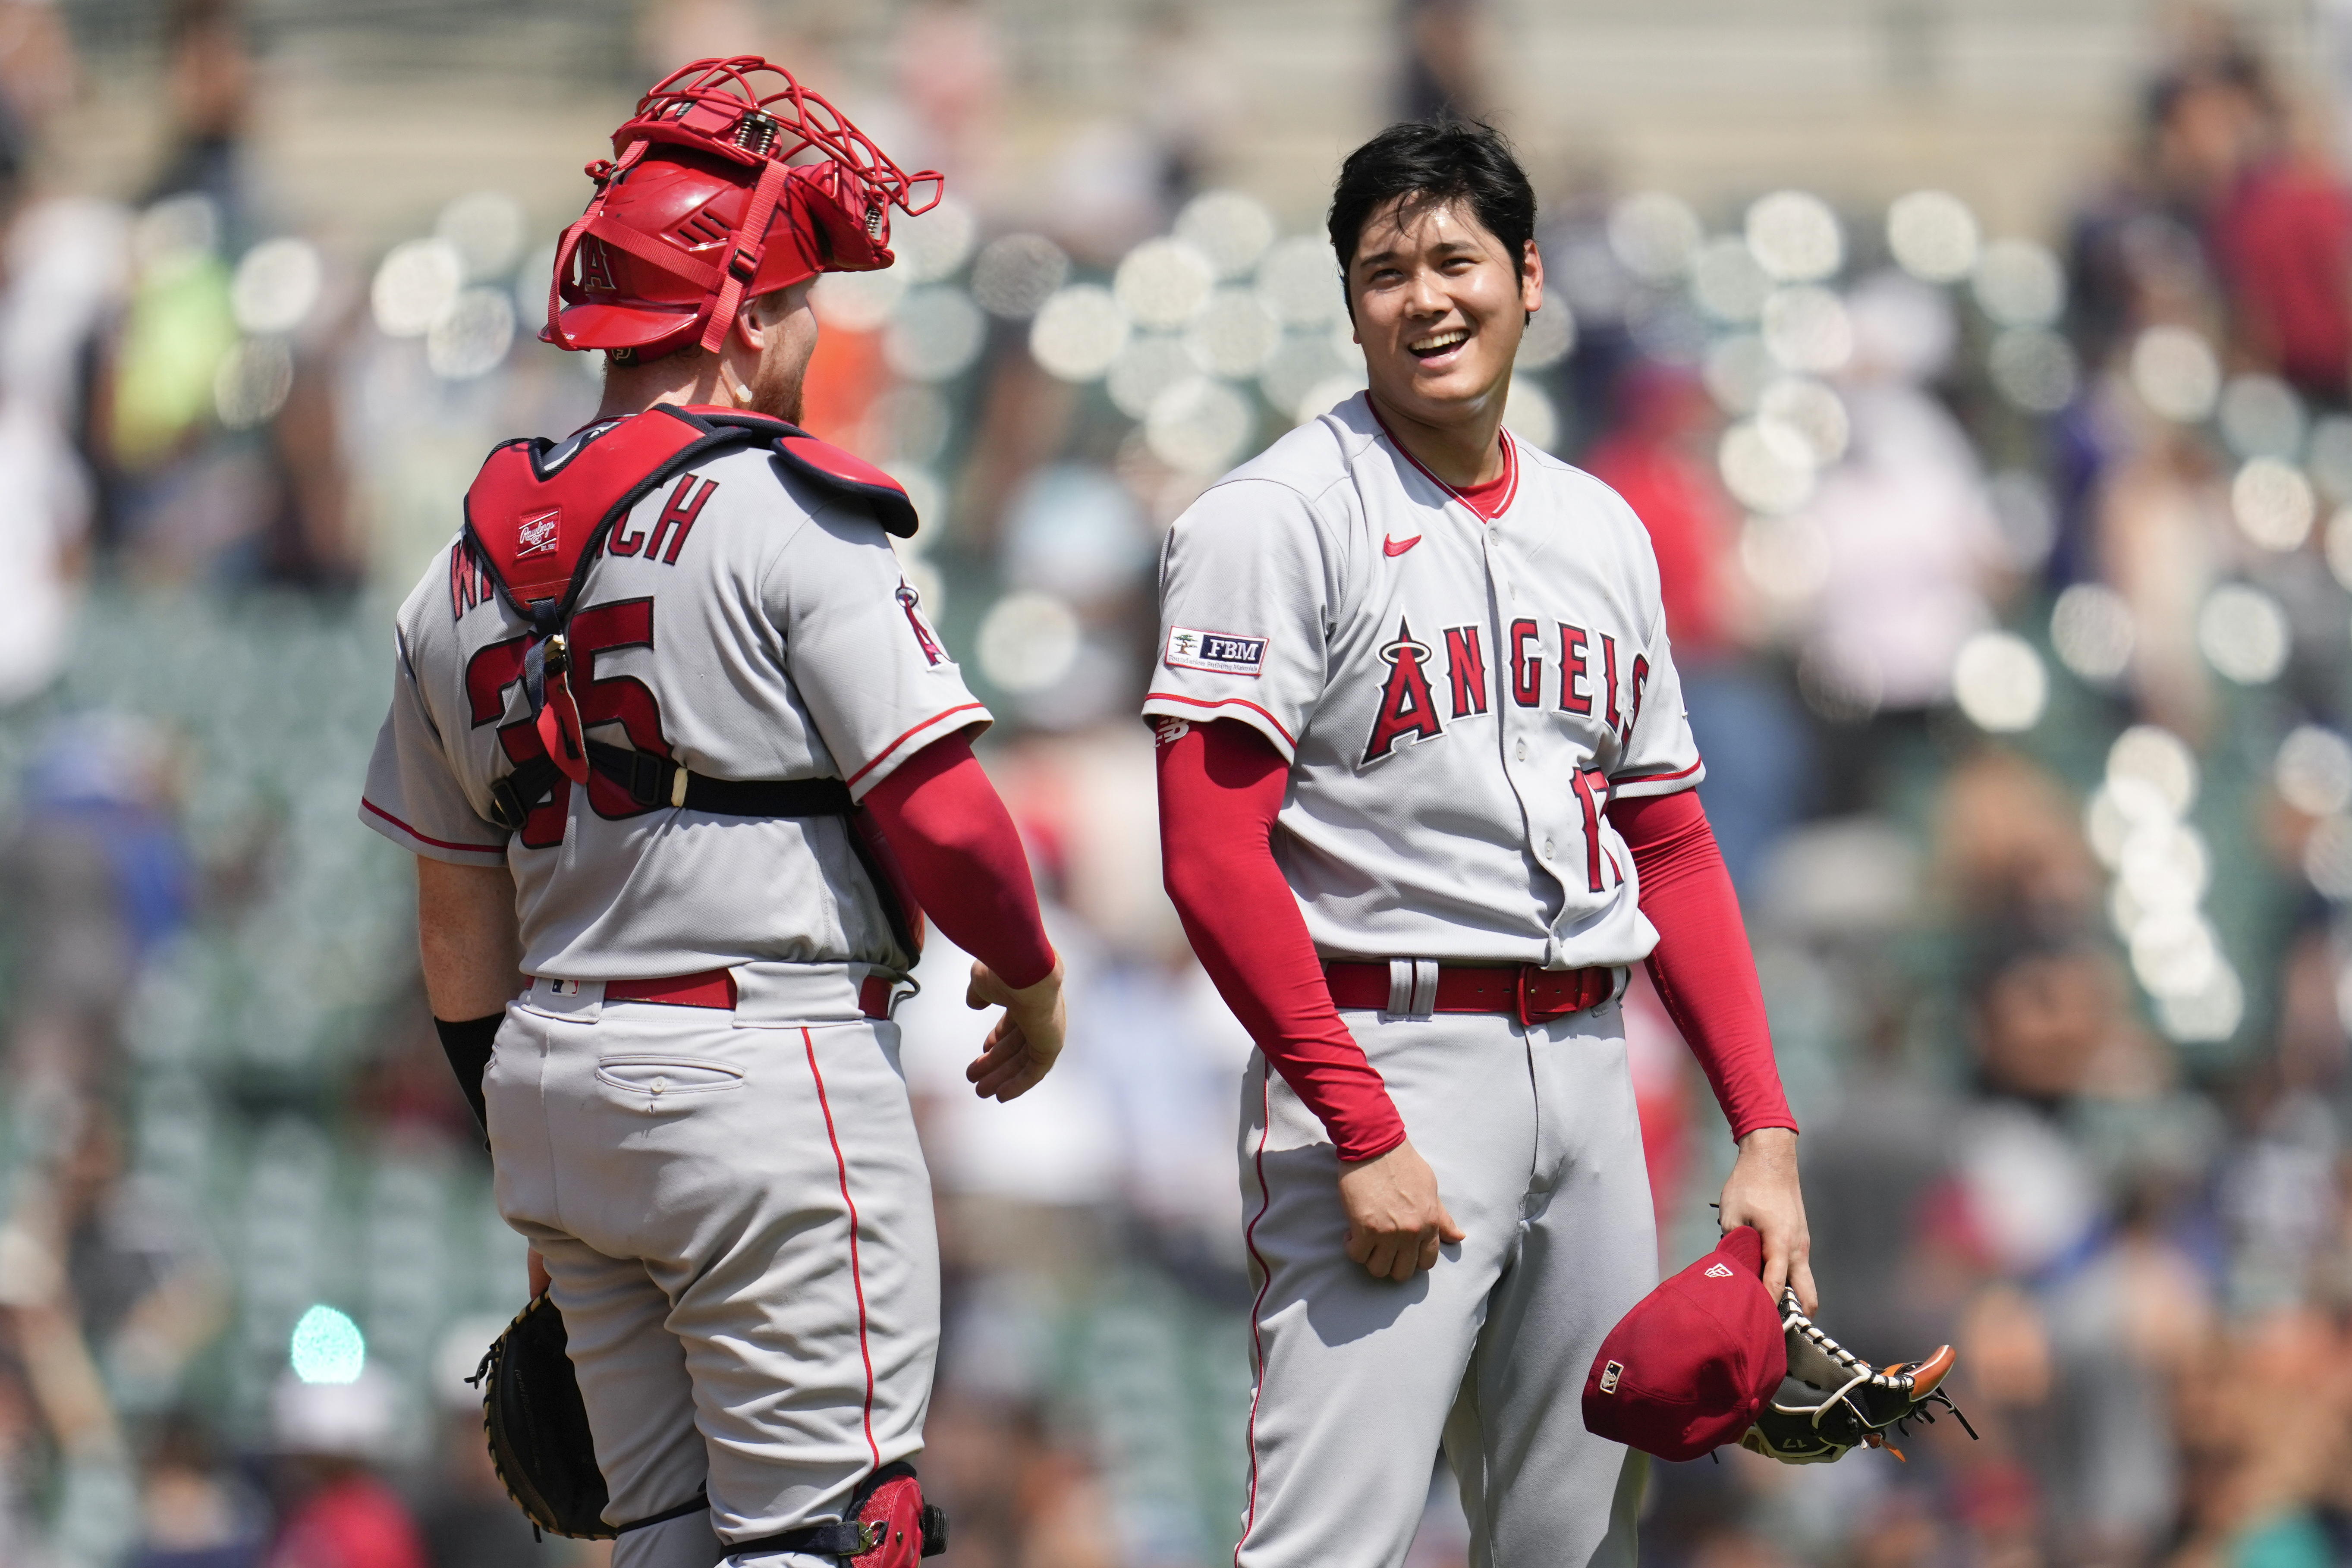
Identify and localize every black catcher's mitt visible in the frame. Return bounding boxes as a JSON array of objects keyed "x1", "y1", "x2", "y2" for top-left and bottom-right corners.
[
  {"x1": 1740, "y1": 1291, "x2": 1978, "y2": 1464},
  {"x1": 469, "y1": 1293, "x2": 614, "y2": 1539}
]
